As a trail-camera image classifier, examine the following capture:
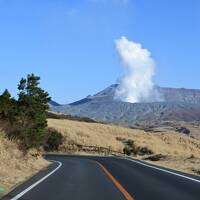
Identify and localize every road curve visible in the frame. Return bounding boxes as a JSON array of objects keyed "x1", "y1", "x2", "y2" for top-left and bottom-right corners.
[{"x1": 3, "y1": 155, "x2": 200, "y2": 200}]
